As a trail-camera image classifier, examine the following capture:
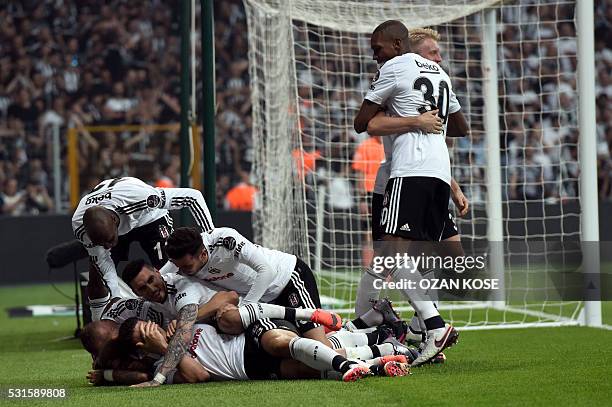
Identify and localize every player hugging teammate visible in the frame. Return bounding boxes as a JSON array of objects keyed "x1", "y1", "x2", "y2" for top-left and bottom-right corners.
[{"x1": 352, "y1": 21, "x2": 469, "y2": 365}]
